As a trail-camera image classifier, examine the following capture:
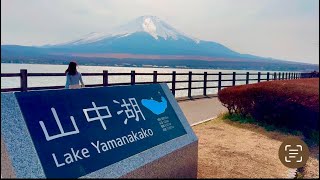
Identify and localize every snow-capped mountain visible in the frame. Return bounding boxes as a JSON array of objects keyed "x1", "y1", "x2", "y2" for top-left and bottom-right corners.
[
  {"x1": 42, "y1": 15, "x2": 243, "y2": 57},
  {"x1": 56, "y1": 15, "x2": 200, "y2": 46}
]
